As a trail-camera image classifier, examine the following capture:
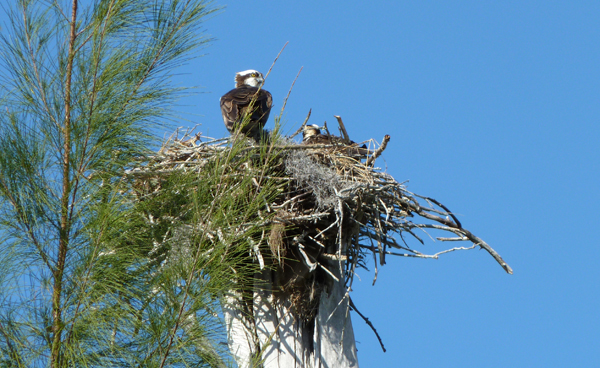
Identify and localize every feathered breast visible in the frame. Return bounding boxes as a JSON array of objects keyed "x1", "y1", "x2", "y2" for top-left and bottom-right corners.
[{"x1": 220, "y1": 86, "x2": 273, "y2": 136}]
